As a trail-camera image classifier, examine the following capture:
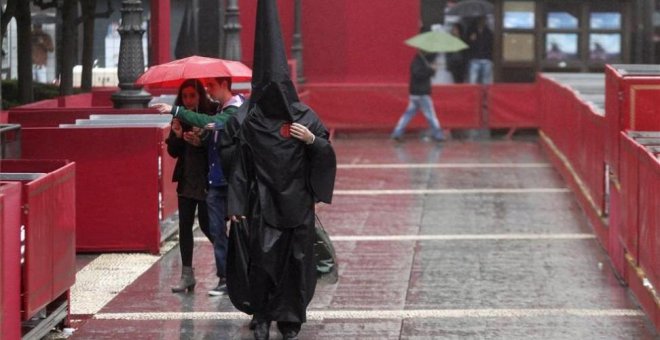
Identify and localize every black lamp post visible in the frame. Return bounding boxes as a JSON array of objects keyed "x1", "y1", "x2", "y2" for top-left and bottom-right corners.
[
  {"x1": 291, "y1": 0, "x2": 305, "y2": 83},
  {"x1": 223, "y1": 0, "x2": 242, "y2": 61},
  {"x1": 111, "y1": 0, "x2": 151, "y2": 109}
]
